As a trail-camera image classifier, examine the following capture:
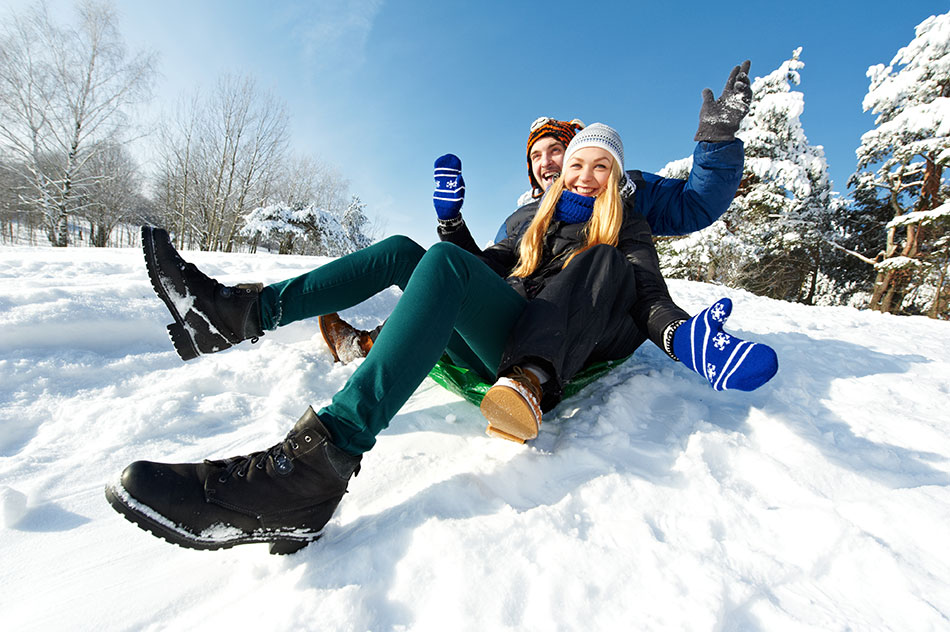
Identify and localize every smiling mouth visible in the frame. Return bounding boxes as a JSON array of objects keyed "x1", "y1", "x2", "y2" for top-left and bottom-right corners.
[
  {"x1": 541, "y1": 171, "x2": 560, "y2": 186},
  {"x1": 572, "y1": 185, "x2": 599, "y2": 196}
]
